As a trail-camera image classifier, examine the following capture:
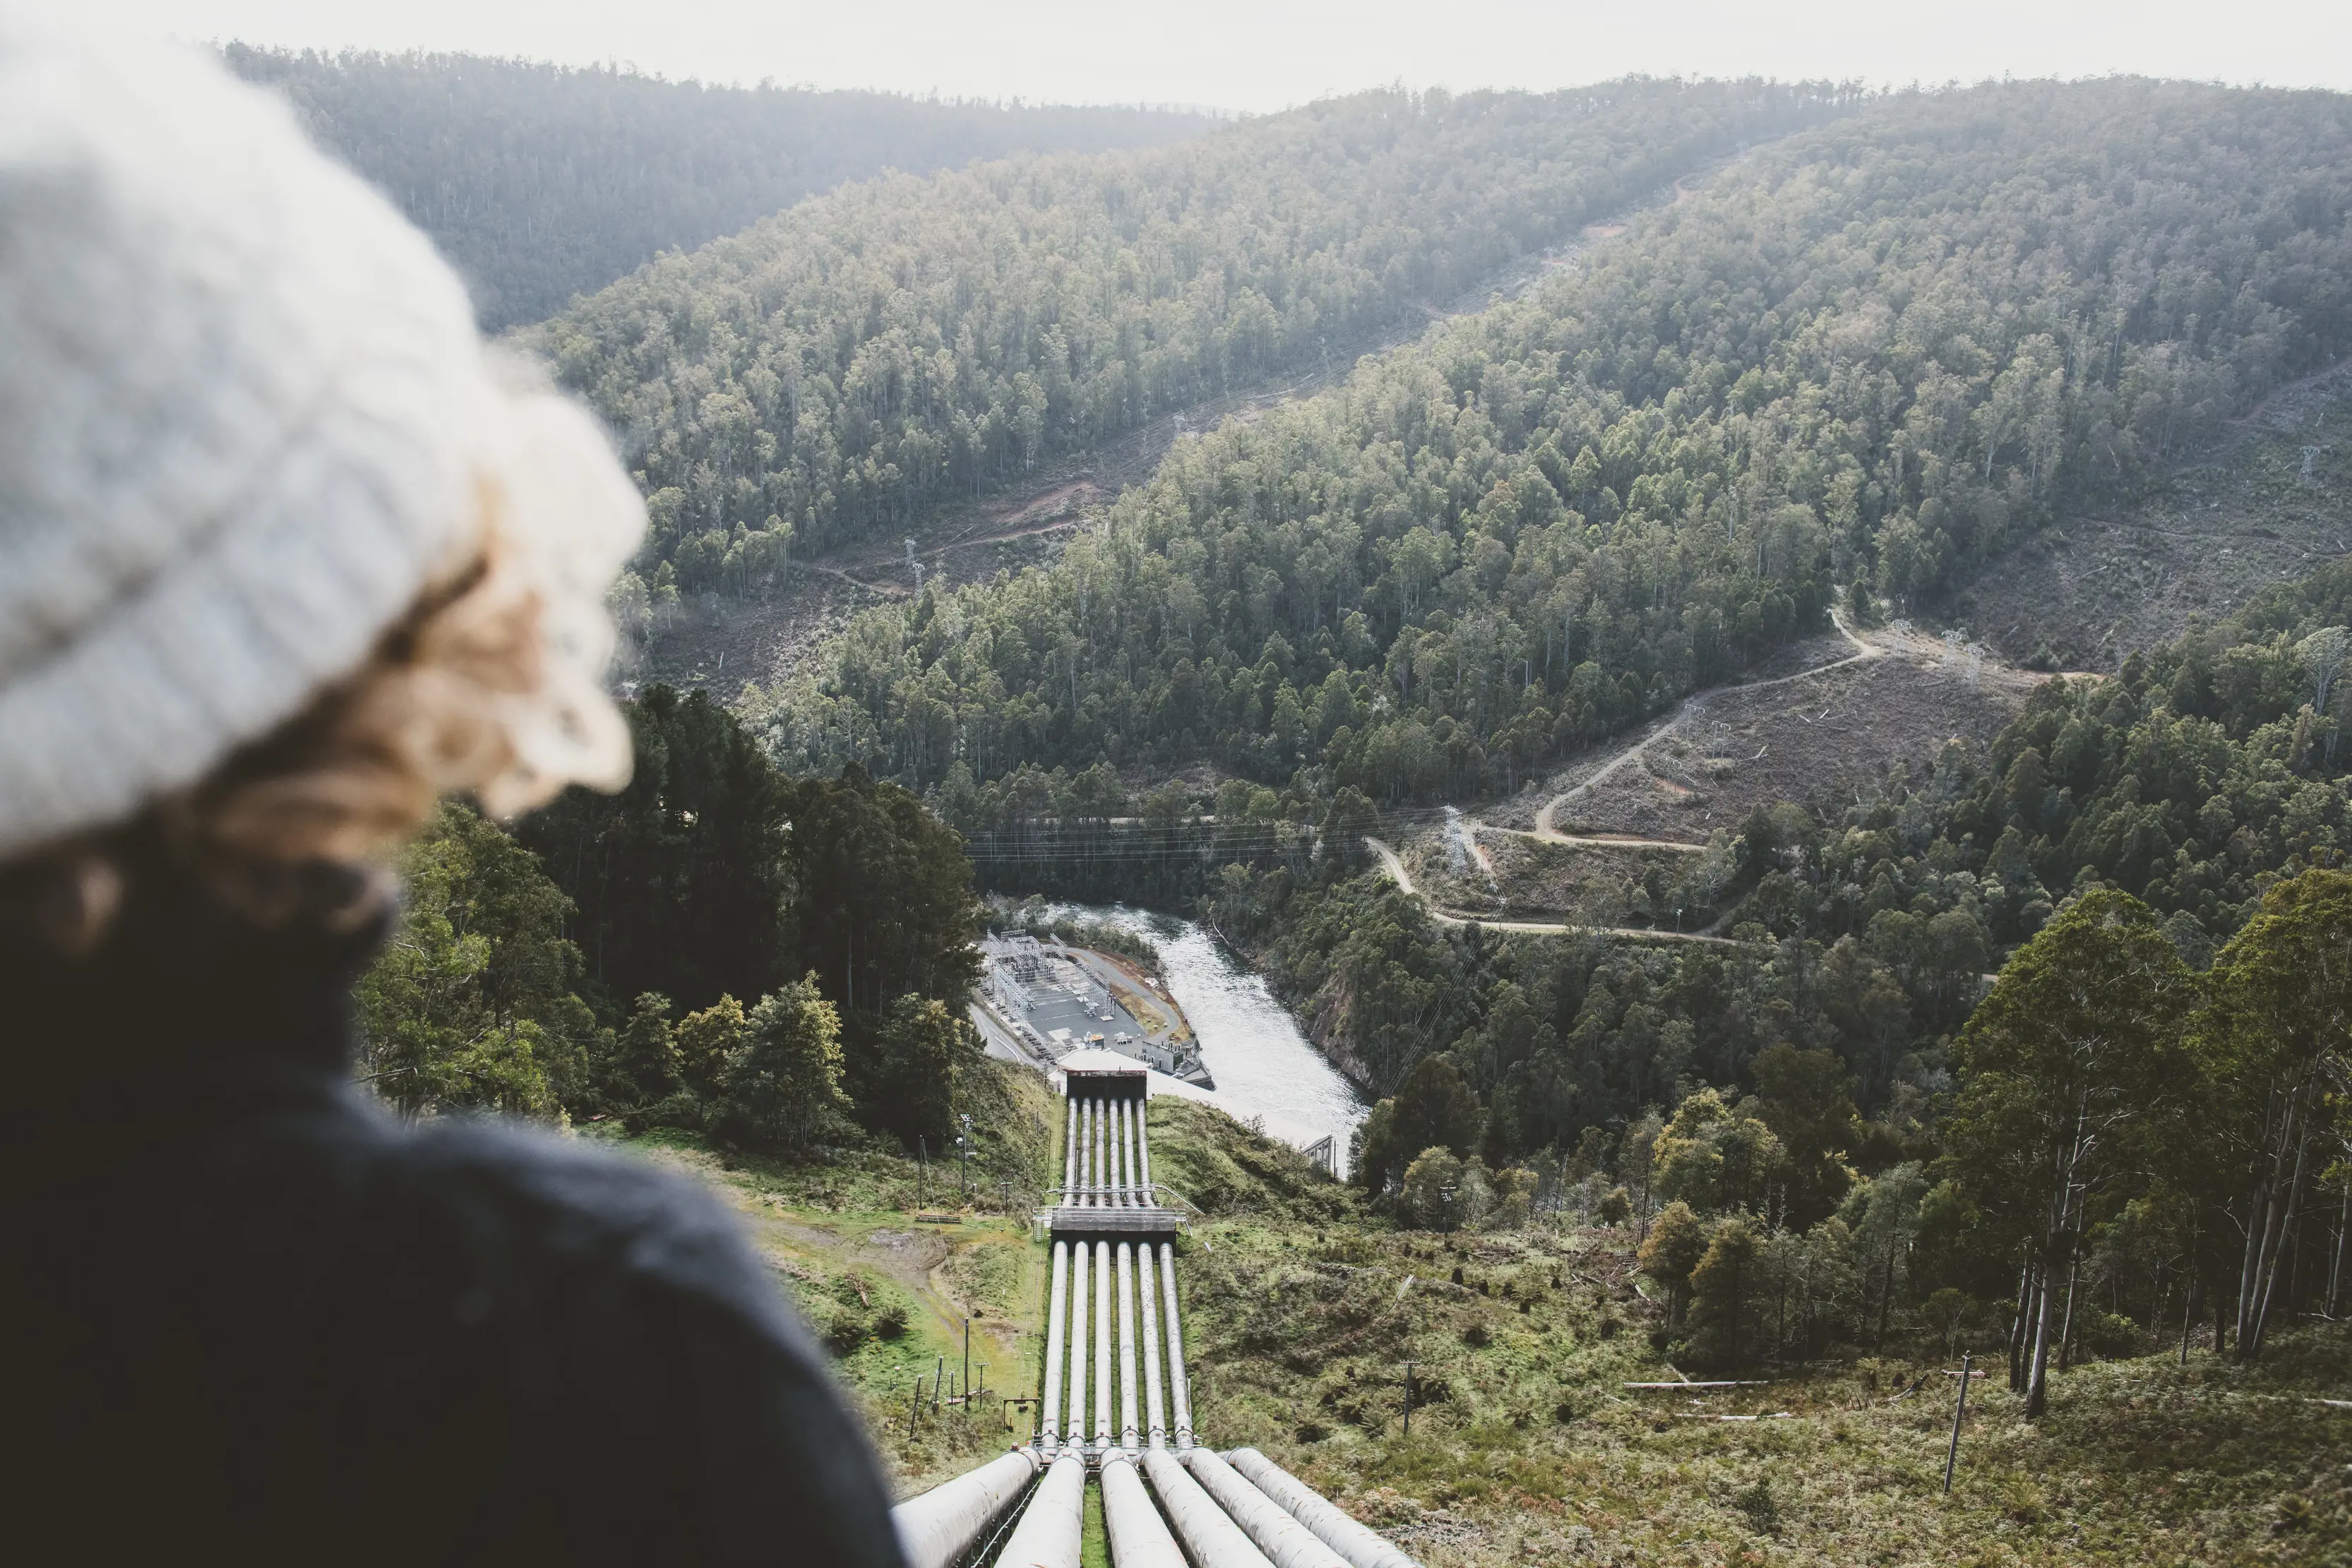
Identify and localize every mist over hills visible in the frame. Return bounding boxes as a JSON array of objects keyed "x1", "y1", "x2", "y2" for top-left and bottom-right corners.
[{"x1": 224, "y1": 45, "x2": 1219, "y2": 329}]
